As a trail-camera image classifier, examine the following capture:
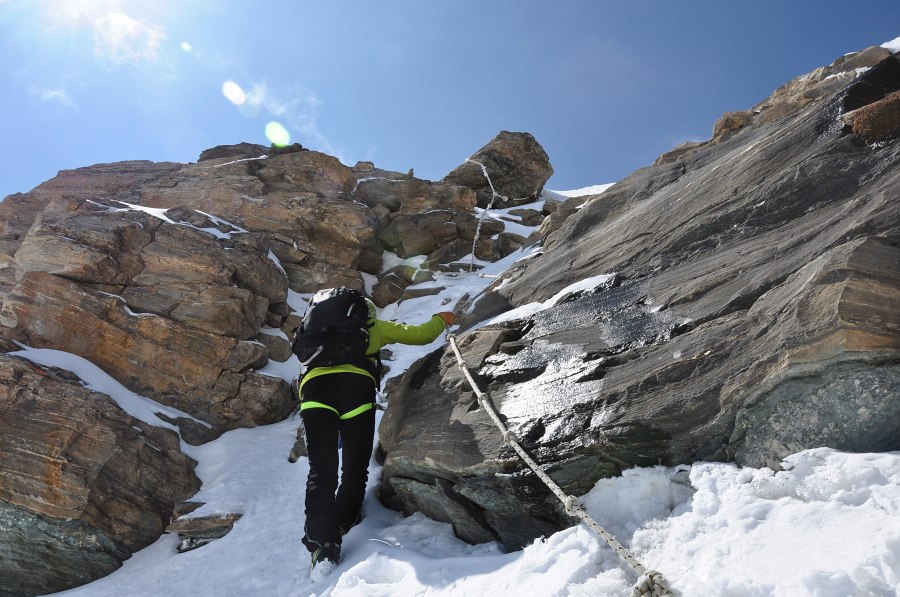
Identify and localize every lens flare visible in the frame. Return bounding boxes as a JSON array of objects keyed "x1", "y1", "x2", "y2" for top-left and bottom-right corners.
[
  {"x1": 180, "y1": 41, "x2": 193, "y2": 52},
  {"x1": 265, "y1": 121, "x2": 290, "y2": 147},
  {"x1": 222, "y1": 80, "x2": 246, "y2": 105}
]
